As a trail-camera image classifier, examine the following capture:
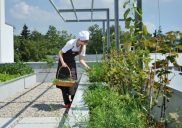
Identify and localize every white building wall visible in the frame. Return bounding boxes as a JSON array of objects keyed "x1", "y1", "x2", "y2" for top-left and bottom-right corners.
[{"x1": 0, "y1": 0, "x2": 14, "y2": 63}]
